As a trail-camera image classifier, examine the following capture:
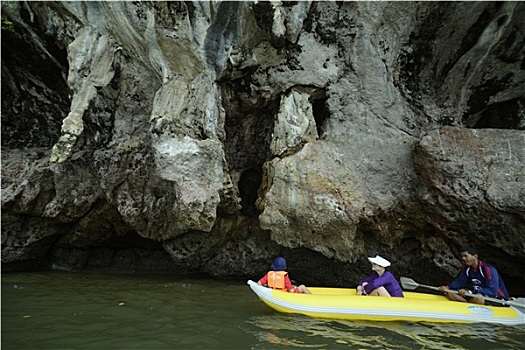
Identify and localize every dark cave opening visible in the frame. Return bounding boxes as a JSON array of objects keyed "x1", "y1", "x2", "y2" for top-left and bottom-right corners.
[
  {"x1": 238, "y1": 168, "x2": 263, "y2": 217},
  {"x1": 312, "y1": 95, "x2": 329, "y2": 138},
  {"x1": 46, "y1": 230, "x2": 181, "y2": 273},
  {"x1": 219, "y1": 77, "x2": 279, "y2": 219},
  {"x1": 465, "y1": 98, "x2": 524, "y2": 129}
]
